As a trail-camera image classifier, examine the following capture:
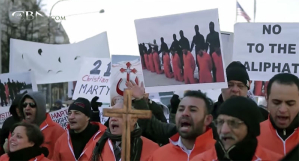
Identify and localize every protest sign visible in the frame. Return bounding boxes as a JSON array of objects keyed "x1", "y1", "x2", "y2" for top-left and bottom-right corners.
[
  {"x1": 49, "y1": 108, "x2": 68, "y2": 129},
  {"x1": 0, "y1": 107, "x2": 11, "y2": 128},
  {"x1": 10, "y1": 32, "x2": 110, "y2": 84},
  {"x1": 134, "y1": 9, "x2": 227, "y2": 93},
  {"x1": 72, "y1": 57, "x2": 111, "y2": 102},
  {"x1": 233, "y1": 23, "x2": 299, "y2": 80}
]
